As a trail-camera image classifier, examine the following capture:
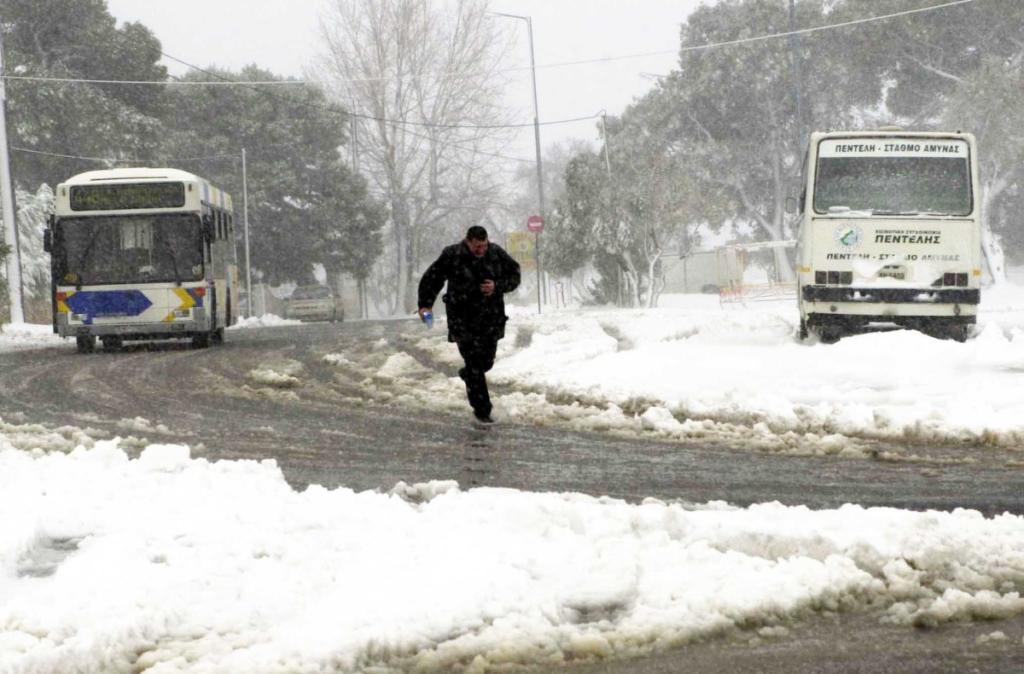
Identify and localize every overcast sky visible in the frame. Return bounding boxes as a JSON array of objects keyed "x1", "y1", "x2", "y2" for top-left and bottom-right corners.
[{"x1": 104, "y1": 0, "x2": 704, "y2": 156}]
